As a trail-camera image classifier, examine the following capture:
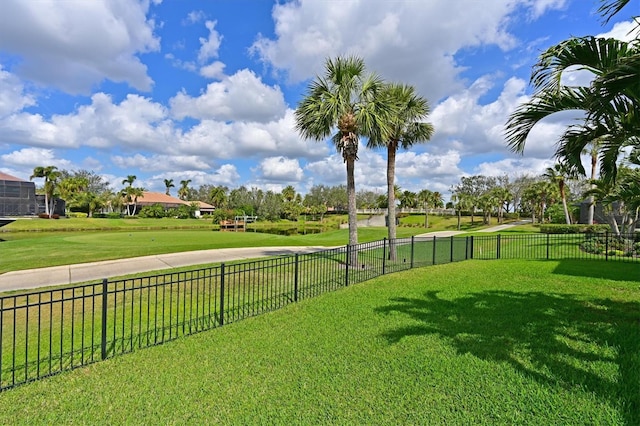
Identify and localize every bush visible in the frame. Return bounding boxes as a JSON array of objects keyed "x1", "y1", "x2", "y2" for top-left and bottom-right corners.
[
  {"x1": 138, "y1": 204, "x2": 166, "y2": 218},
  {"x1": 67, "y1": 212, "x2": 87, "y2": 218},
  {"x1": 580, "y1": 235, "x2": 636, "y2": 256},
  {"x1": 540, "y1": 224, "x2": 610, "y2": 234}
]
